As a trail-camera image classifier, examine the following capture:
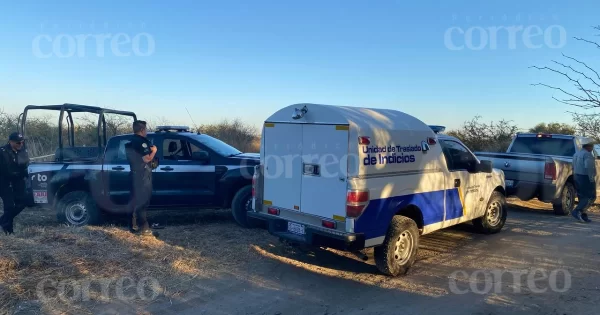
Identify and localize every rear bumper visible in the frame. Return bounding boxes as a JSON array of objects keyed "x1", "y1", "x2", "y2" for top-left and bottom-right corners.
[
  {"x1": 248, "y1": 212, "x2": 366, "y2": 251},
  {"x1": 506, "y1": 180, "x2": 557, "y2": 202}
]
